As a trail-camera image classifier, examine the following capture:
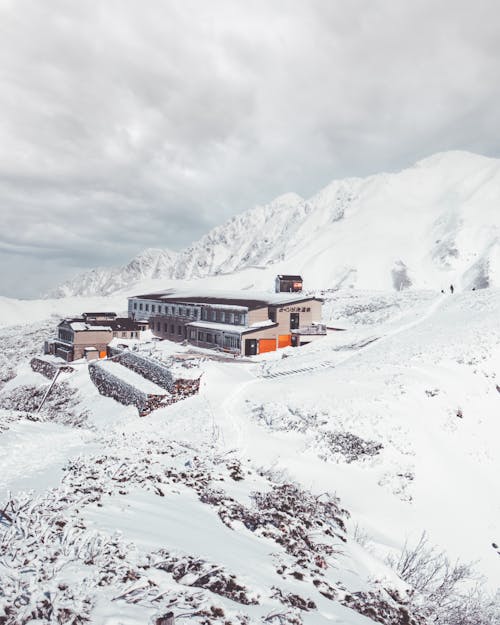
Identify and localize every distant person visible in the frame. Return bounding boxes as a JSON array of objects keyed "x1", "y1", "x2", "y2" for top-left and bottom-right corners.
[{"x1": 450, "y1": 284, "x2": 454, "y2": 294}]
